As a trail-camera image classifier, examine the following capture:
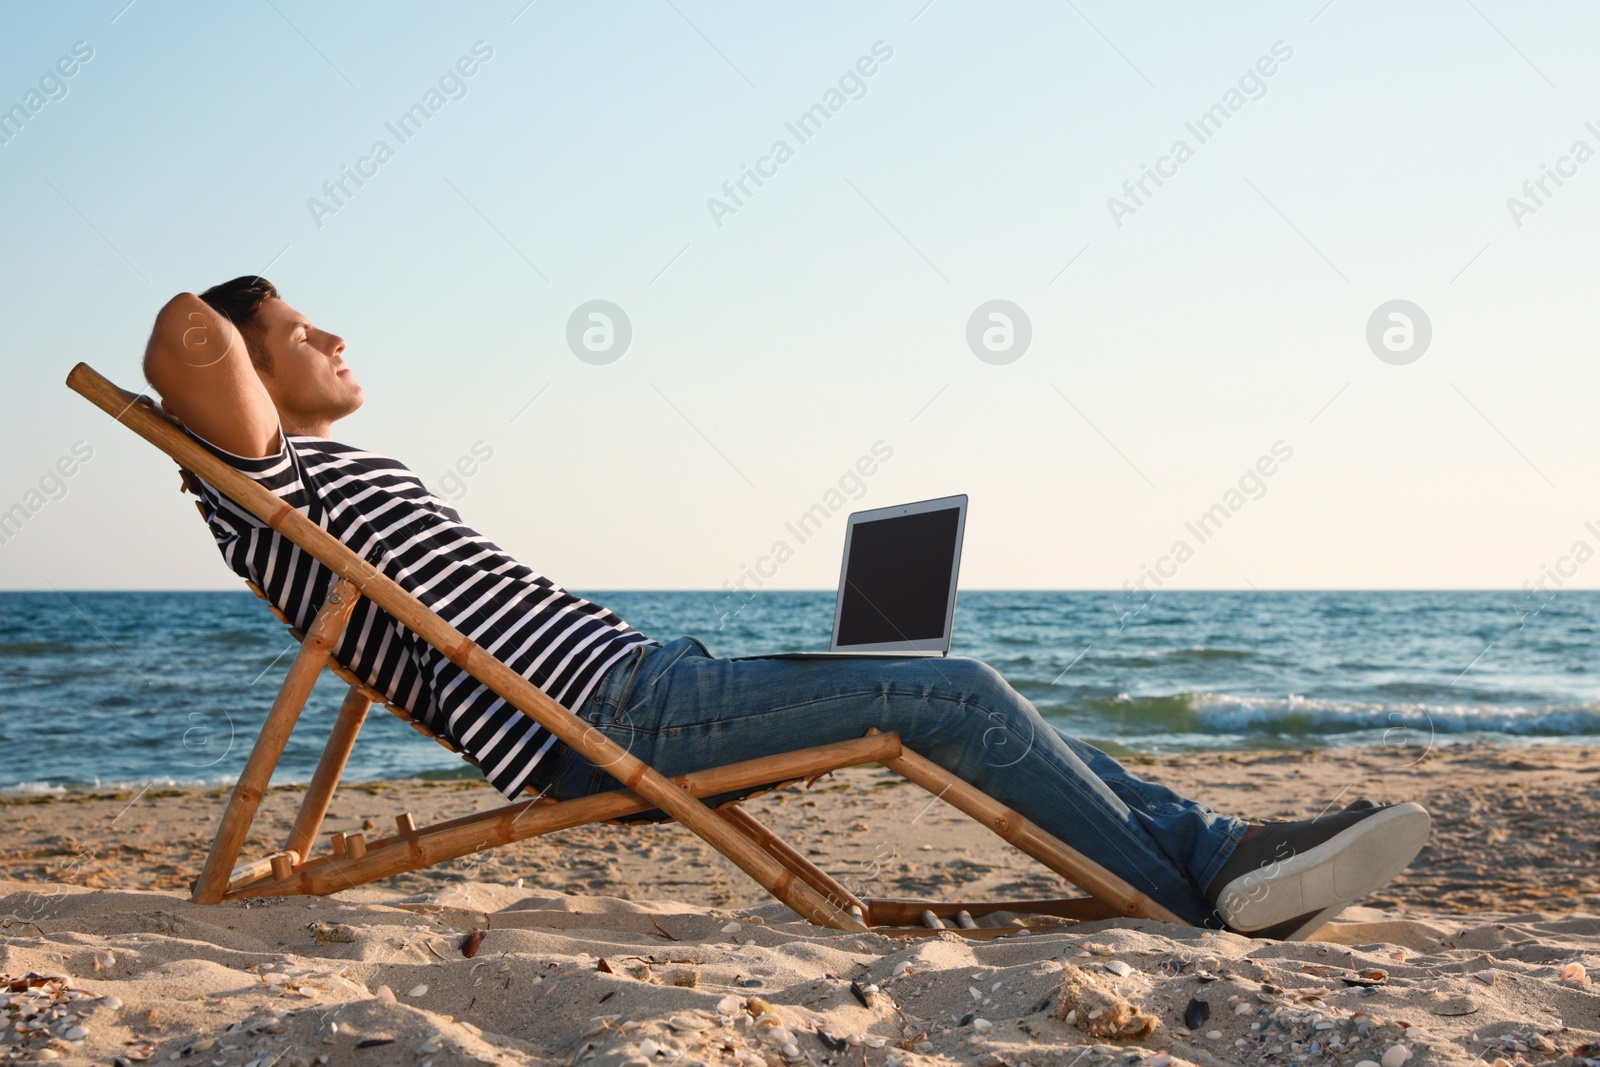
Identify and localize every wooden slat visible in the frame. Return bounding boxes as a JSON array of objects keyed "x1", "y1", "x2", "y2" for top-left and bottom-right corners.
[
  {"x1": 284, "y1": 685, "x2": 371, "y2": 861},
  {"x1": 225, "y1": 733, "x2": 903, "y2": 898},
  {"x1": 718, "y1": 804, "x2": 867, "y2": 916},
  {"x1": 862, "y1": 896, "x2": 1118, "y2": 925},
  {"x1": 876, "y1": 738, "x2": 1184, "y2": 925},
  {"x1": 191, "y1": 579, "x2": 359, "y2": 904}
]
